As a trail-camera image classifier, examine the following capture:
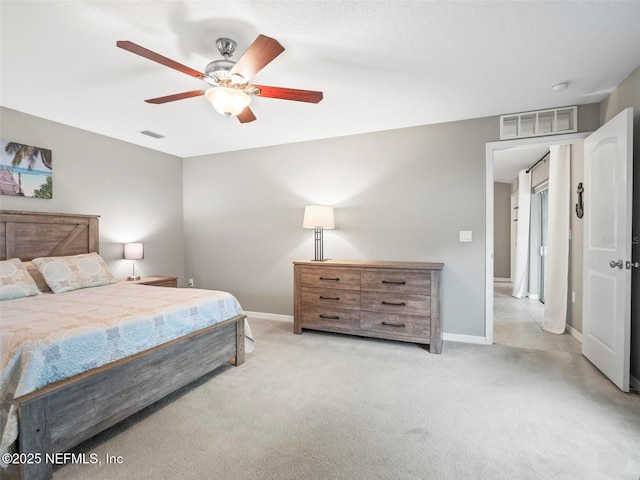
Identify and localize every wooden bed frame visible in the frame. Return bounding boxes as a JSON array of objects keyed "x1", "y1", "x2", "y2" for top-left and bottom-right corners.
[{"x1": 0, "y1": 211, "x2": 246, "y2": 480}]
